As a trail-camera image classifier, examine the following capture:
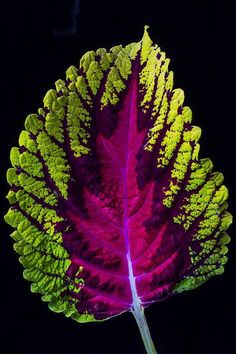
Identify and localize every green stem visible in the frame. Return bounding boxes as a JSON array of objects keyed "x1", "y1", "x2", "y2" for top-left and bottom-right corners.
[{"x1": 132, "y1": 304, "x2": 157, "y2": 354}]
